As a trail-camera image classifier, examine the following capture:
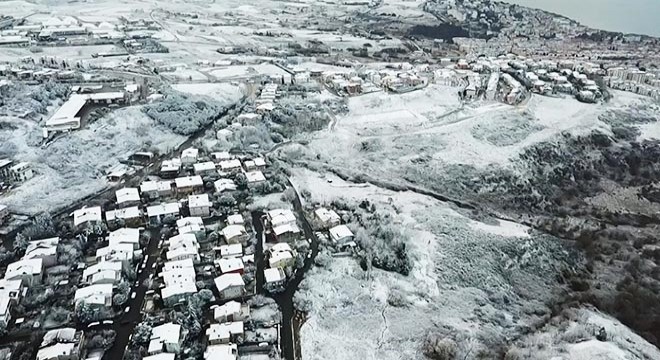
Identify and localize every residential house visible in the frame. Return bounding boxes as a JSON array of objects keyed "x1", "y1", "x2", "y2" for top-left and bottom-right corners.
[
  {"x1": 108, "y1": 228, "x2": 140, "y2": 250},
  {"x1": 268, "y1": 243, "x2": 294, "y2": 268},
  {"x1": 161, "y1": 281, "x2": 197, "y2": 307},
  {"x1": 226, "y1": 214, "x2": 243, "y2": 226},
  {"x1": 314, "y1": 208, "x2": 341, "y2": 229},
  {"x1": 72, "y1": 207, "x2": 102, "y2": 228},
  {"x1": 213, "y1": 301, "x2": 249, "y2": 323},
  {"x1": 166, "y1": 234, "x2": 199, "y2": 262},
  {"x1": 220, "y1": 225, "x2": 248, "y2": 244},
  {"x1": 176, "y1": 217, "x2": 205, "y2": 238},
  {"x1": 175, "y1": 176, "x2": 203, "y2": 195},
  {"x1": 0, "y1": 278, "x2": 23, "y2": 303},
  {"x1": 329, "y1": 225, "x2": 354, "y2": 244},
  {"x1": 193, "y1": 162, "x2": 217, "y2": 176},
  {"x1": 214, "y1": 273, "x2": 245, "y2": 300},
  {"x1": 162, "y1": 258, "x2": 194, "y2": 272},
  {"x1": 210, "y1": 152, "x2": 232, "y2": 162},
  {"x1": 96, "y1": 243, "x2": 137, "y2": 264},
  {"x1": 216, "y1": 244, "x2": 242, "y2": 259},
  {"x1": 105, "y1": 207, "x2": 142, "y2": 227},
  {"x1": 267, "y1": 209, "x2": 297, "y2": 228},
  {"x1": 214, "y1": 179, "x2": 237, "y2": 193},
  {"x1": 82, "y1": 261, "x2": 122, "y2": 284},
  {"x1": 140, "y1": 180, "x2": 173, "y2": 199},
  {"x1": 148, "y1": 323, "x2": 183, "y2": 355},
  {"x1": 116, "y1": 188, "x2": 140, "y2": 207},
  {"x1": 5, "y1": 258, "x2": 44, "y2": 286},
  {"x1": 24, "y1": 237, "x2": 59, "y2": 267},
  {"x1": 143, "y1": 353, "x2": 175, "y2": 360},
  {"x1": 181, "y1": 148, "x2": 198, "y2": 166},
  {"x1": 160, "y1": 158, "x2": 181, "y2": 179},
  {"x1": 272, "y1": 223, "x2": 301, "y2": 243},
  {"x1": 74, "y1": 283, "x2": 113, "y2": 308},
  {"x1": 217, "y1": 257, "x2": 244, "y2": 275},
  {"x1": 204, "y1": 344, "x2": 237, "y2": 360},
  {"x1": 37, "y1": 328, "x2": 84, "y2": 360},
  {"x1": 244, "y1": 171, "x2": 266, "y2": 186},
  {"x1": 146, "y1": 203, "x2": 180, "y2": 224},
  {"x1": 0, "y1": 158, "x2": 12, "y2": 179},
  {"x1": 9, "y1": 162, "x2": 33, "y2": 182},
  {"x1": 0, "y1": 297, "x2": 12, "y2": 327},
  {"x1": 264, "y1": 267, "x2": 286, "y2": 291},
  {"x1": 188, "y1": 194, "x2": 211, "y2": 217},
  {"x1": 218, "y1": 159, "x2": 242, "y2": 173},
  {"x1": 206, "y1": 322, "x2": 244, "y2": 345}
]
